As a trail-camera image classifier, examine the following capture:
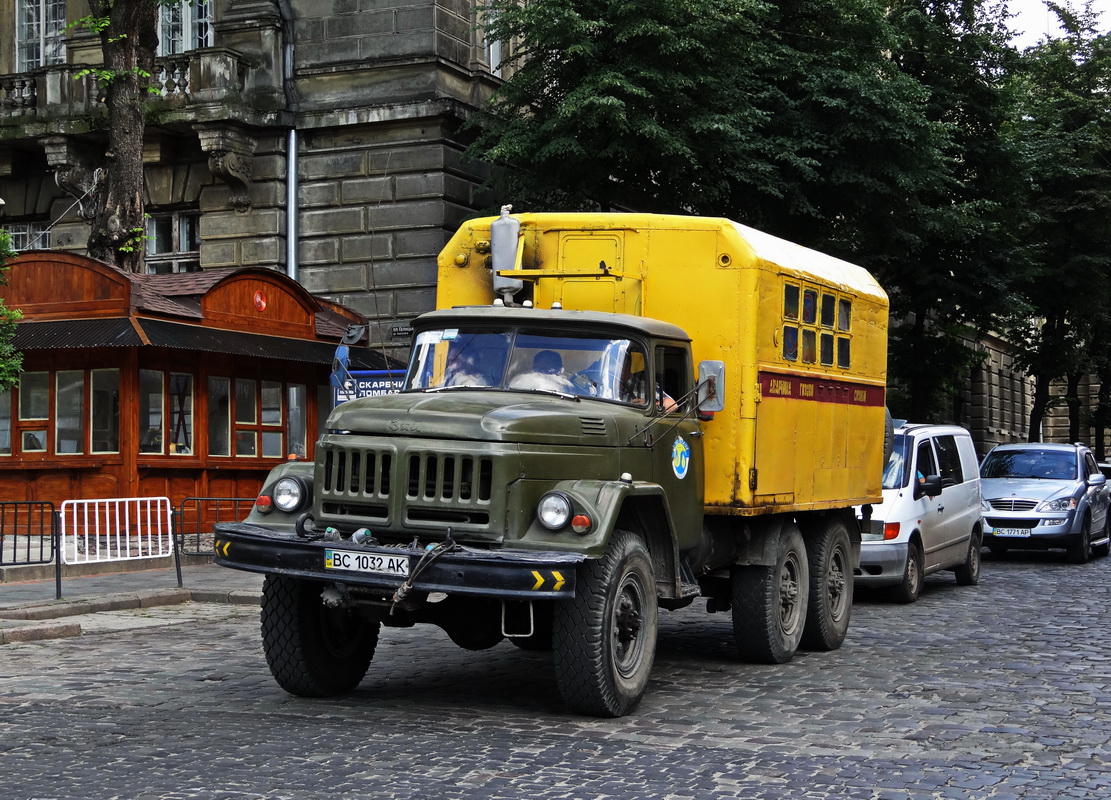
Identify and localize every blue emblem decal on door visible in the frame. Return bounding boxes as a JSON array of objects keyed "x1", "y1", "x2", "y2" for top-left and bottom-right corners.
[{"x1": 672, "y1": 437, "x2": 691, "y2": 480}]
